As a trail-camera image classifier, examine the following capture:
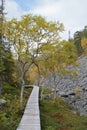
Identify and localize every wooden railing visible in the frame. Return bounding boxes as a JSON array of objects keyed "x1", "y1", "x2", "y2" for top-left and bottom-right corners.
[{"x1": 17, "y1": 85, "x2": 41, "y2": 130}]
